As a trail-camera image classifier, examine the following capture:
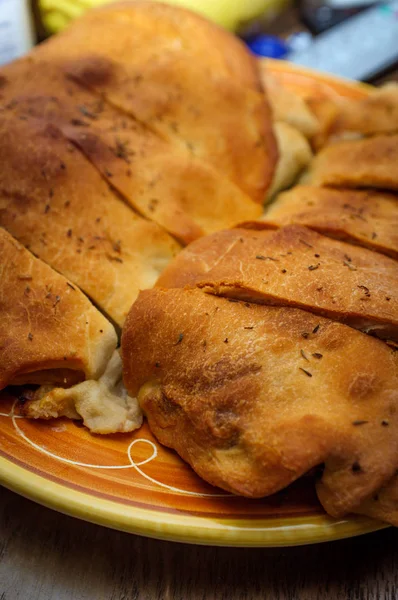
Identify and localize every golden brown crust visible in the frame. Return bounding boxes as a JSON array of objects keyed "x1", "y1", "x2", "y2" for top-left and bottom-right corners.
[
  {"x1": 309, "y1": 135, "x2": 398, "y2": 191},
  {"x1": 303, "y1": 84, "x2": 398, "y2": 150},
  {"x1": 157, "y1": 225, "x2": 398, "y2": 341},
  {"x1": 259, "y1": 68, "x2": 319, "y2": 138},
  {"x1": 306, "y1": 96, "x2": 341, "y2": 151},
  {"x1": 64, "y1": 124, "x2": 261, "y2": 242},
  {"x1": 0, "y1": 227, "x2": 117, "y2": 389},
  {"x1": 51, "y1": 0, "x2": 262, "y2": 91},
  {"x1": 354, "y1": 474, "x2": 398, "y2": 526},
  {"x1": 333, "y1": 83, "x2": 398, "y2": 138},
  {"x1": 122, "y1": 288, "x2": 398, "y2": 519},
  {"x1": 35, "y1": 1, "x2": 276, "y2": 203},
  {"x1": 0, "y1": 113, "x2": 180, "y2": 327},
  {"x1": 0, "y1": 56, "x2": 261, "y2": 244},
  {"x1": 262, "y1": 186, "x2": 398, "y2": 259}
]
